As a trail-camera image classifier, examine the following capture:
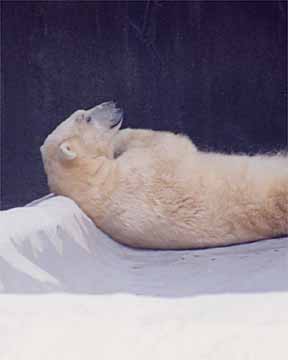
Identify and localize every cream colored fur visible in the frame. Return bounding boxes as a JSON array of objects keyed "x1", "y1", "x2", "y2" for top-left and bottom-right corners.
[{"x1": 41, "y1": 103, "x2": 288, "y2": 249}]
